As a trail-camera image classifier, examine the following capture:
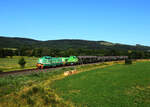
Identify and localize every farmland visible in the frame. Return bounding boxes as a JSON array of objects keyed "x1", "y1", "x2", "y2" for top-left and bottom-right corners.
[
  {"x1": 0, "y1": 61, "x2": 119, "y2": 107},
  {"x1": 0, "y1": 56, "x2": 38, "y2": 72},
  {"x1": 52, "y1": 61, "x2": 150, "y2": 107},
  {"x1": 0, "y1": 61, "x2": 150, "y2": 107}
]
